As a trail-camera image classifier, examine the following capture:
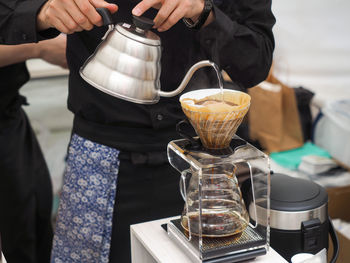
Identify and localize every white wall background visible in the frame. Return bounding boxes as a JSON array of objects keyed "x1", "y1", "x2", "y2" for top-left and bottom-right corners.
[{"x1": 272, "y1": 0, "x2": 350, "y2": 108}]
